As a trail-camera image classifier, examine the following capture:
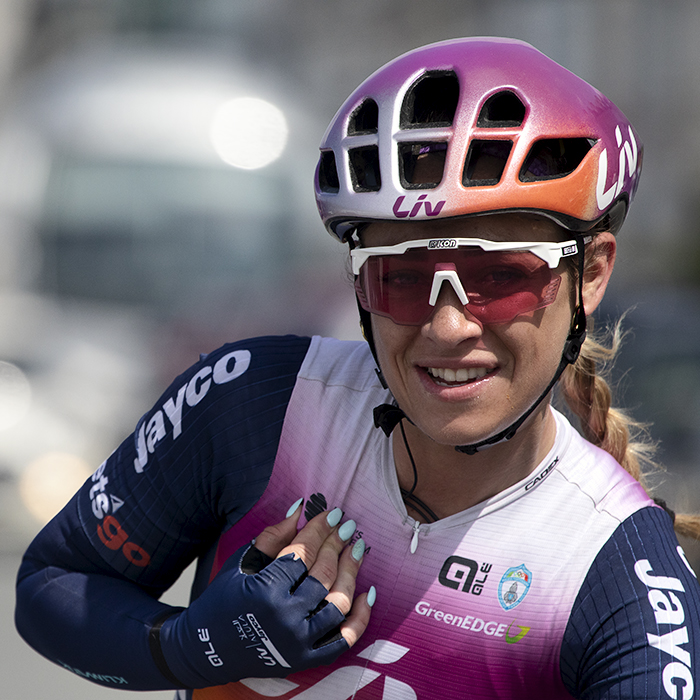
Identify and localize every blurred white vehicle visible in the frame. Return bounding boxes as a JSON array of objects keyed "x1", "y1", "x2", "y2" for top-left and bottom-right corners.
[{"x1": 0, "y1": 40, "x2": 356, "y2": 531}]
